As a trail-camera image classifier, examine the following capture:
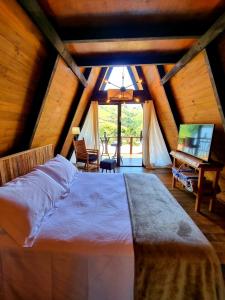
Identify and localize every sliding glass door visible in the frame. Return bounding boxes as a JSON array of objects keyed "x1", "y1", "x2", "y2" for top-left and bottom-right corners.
[{"x1": 99, "y1": 103, "x2": 143, "y2": 166}]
